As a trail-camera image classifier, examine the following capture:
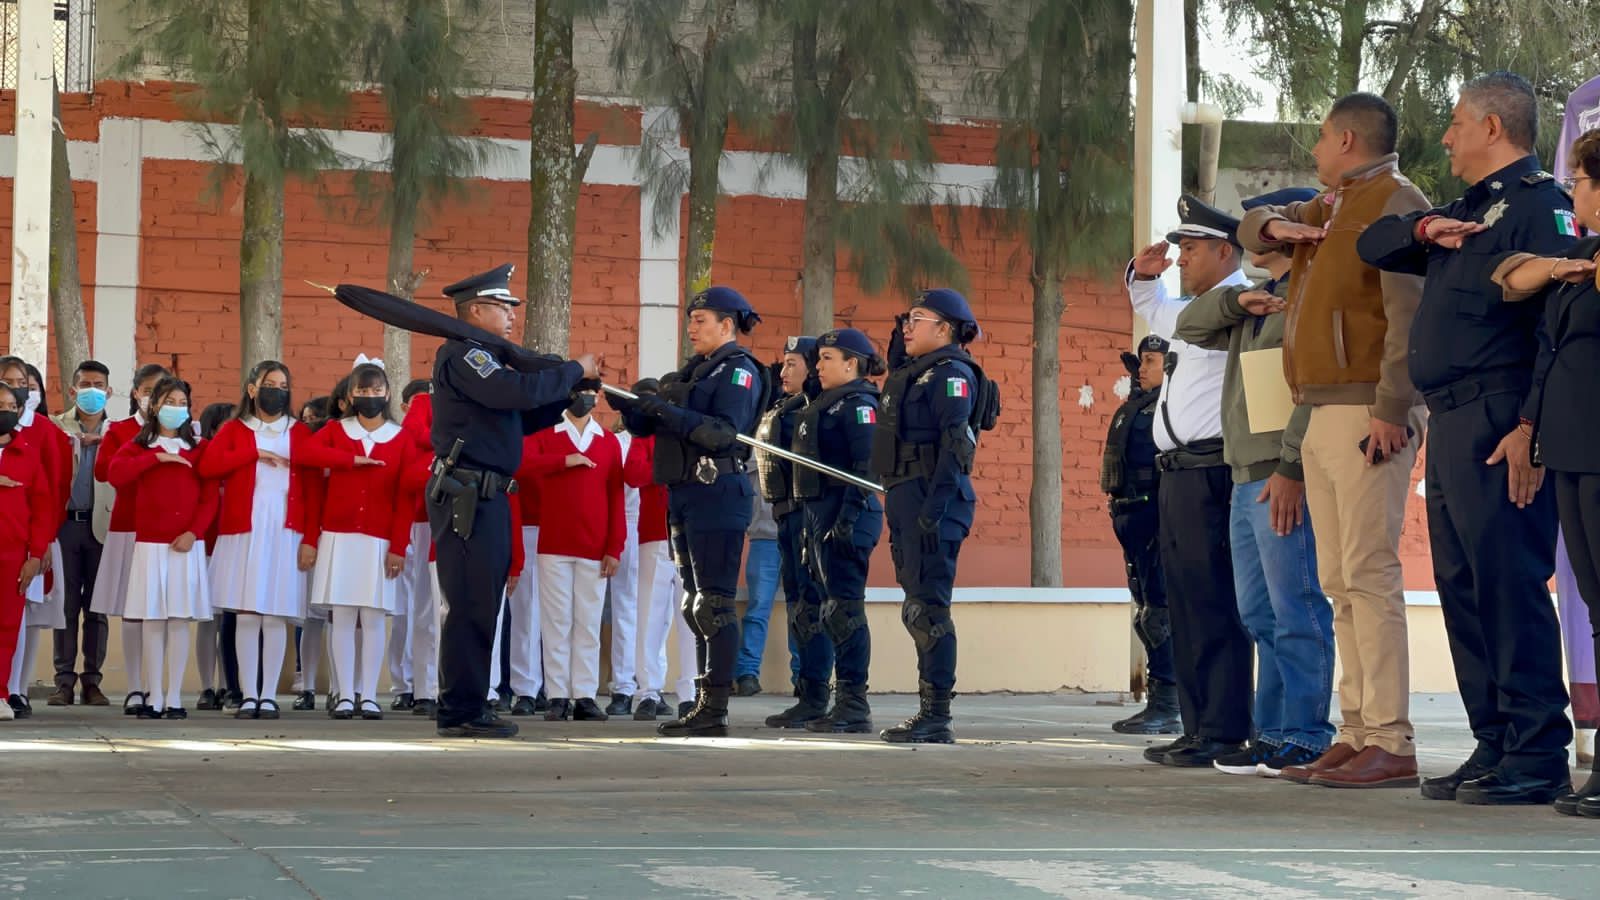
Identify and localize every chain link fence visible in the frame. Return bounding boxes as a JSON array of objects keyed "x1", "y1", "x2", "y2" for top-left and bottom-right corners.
[{"x1": 0, "y1": 0, "x2": 95, "y2": 92}]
